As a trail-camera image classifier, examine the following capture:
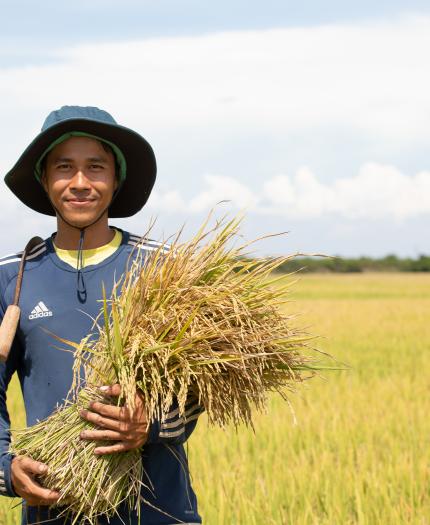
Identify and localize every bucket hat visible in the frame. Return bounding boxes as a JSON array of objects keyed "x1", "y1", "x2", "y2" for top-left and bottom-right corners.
[{"x1": 4, "y1": 106, "x2": 157, "y2": 218}]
